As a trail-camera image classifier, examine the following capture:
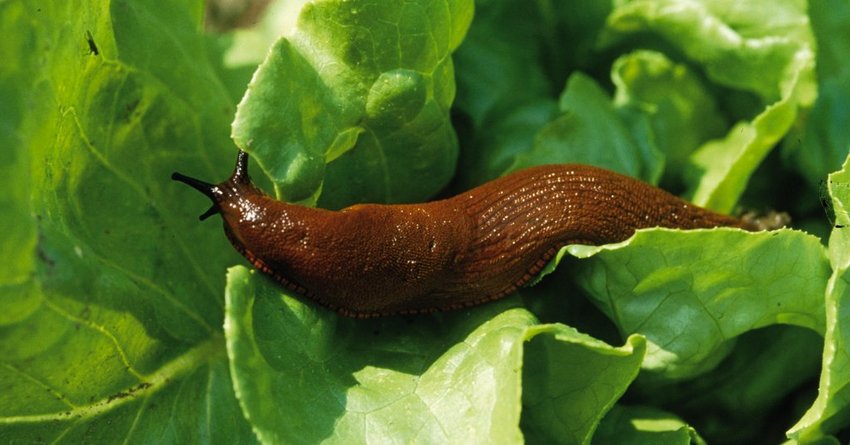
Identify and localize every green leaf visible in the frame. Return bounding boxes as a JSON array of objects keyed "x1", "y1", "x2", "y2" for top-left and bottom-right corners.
[
  {"x1": 593, "y1": 406, "x2": 705, "y2": 445},
  {"x1": 686, "y1": 63, "x2": 810, "y2": 212},
  {"x1": 521, "y1": 330, "x2": 646, "y2": 444},
  {"x1": 630, "y1": 325, "x2": 822, "y2": 443},
  {"x1": 231, "y1": 0, "x2": 474, "y2": 208},
  {"x1": 225, "y1": 267, "x2": 530, "y2": 444},
  {"x1": 452, "y1": 0, "x2": 555, "y2": 128},
  {"x1": 514, "y1": 72, "x2": 662, "y2": 182},
  {"x1": 604, "y1": 0, "x2": 816, "y2": 212},
  {"x1": 451, "y1": 0, "x2": 612, "y2": 189},
  {"x1": 0, "y1": 0, "x2": 255, "y2": 442},
  {"x1": 789, "y1": 153, "x2": 850, "y2": 442},
  {"x1": 0, "y1": 335, "x2": 254, "y2": 444},
  {"x1": 0, "y1": 4, "x2": 37, "y2": 326},
  {"x1": 455, "y1": 99, "x2": 559, "y2": 189},
  {"x1": 219, "y1": 0, "x2": 310, "y2": 69},
  {"x1": 603, "y1": 0, "x2": 814, "y2": 101},
  {"x1": 786, "y1": 0, "x2": 850, "y2": 188},
  {"x1": 566, "y1": 229, "x2": 828, "y2": 379},
  {"x1": 784, "y1": 2, "x2": 850, "y2": 439},
  {"x1": 611, "y1": 50, "x2": 726, "y2": 188},
  {"x1": 225, "y1": 267, "x2": 645, "y2": 444}
]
